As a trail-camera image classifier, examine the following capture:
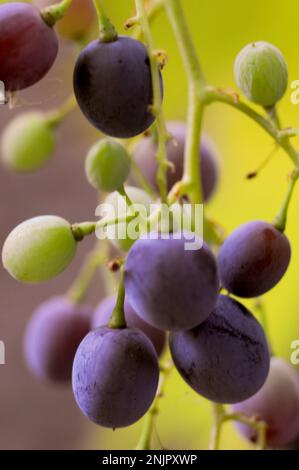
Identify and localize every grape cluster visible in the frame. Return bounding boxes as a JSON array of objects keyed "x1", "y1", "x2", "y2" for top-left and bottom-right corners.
[{"x1": 1, "y1": 0, "x2": 299, "y2": 451}]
